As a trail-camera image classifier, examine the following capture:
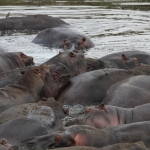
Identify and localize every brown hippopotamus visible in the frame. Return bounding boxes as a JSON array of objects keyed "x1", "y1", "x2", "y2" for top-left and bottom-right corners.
[
  {"x1": 0, "y1": 66, "x2": 47, "y2": 113},
  {"x1": 26, "y1": 122, "x2": 150, "y2": 149},
  {"x1": 0, "y1": 15, "x2": 69, "y2": 31},
  {"x1": 0, "y1": 62, "x2": 70, "y2": 100},
  {"x1": 103, "y1": 75, "x2": 150, "y2": 108},
  {"x1": 44, "y1": 51, "x2": 104, "y2": 78},
  {"x1": 57, "y1": 65, "x2": 150, "y2": 105},
  {"x1": 0, "y1": 52, "x2": 34, "y2": 73},
  {"x1": 65, "y1": 103, "x2": 150, "y2": 129},
  {"x1": 100, "y1": 50, "x2": 150, "y2": 68},
  {"x1": 32, "y1": 27, "x2": 94, "y2": 51}
]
